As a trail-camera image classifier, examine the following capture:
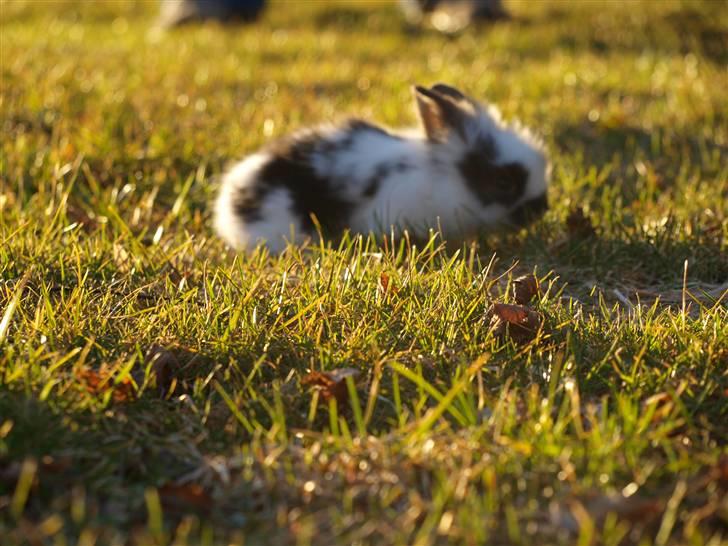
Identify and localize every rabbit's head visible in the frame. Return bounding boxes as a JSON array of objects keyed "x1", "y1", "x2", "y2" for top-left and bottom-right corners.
[{"x1": 414, "y1": 84, "x2": 549, "y2": 227}]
